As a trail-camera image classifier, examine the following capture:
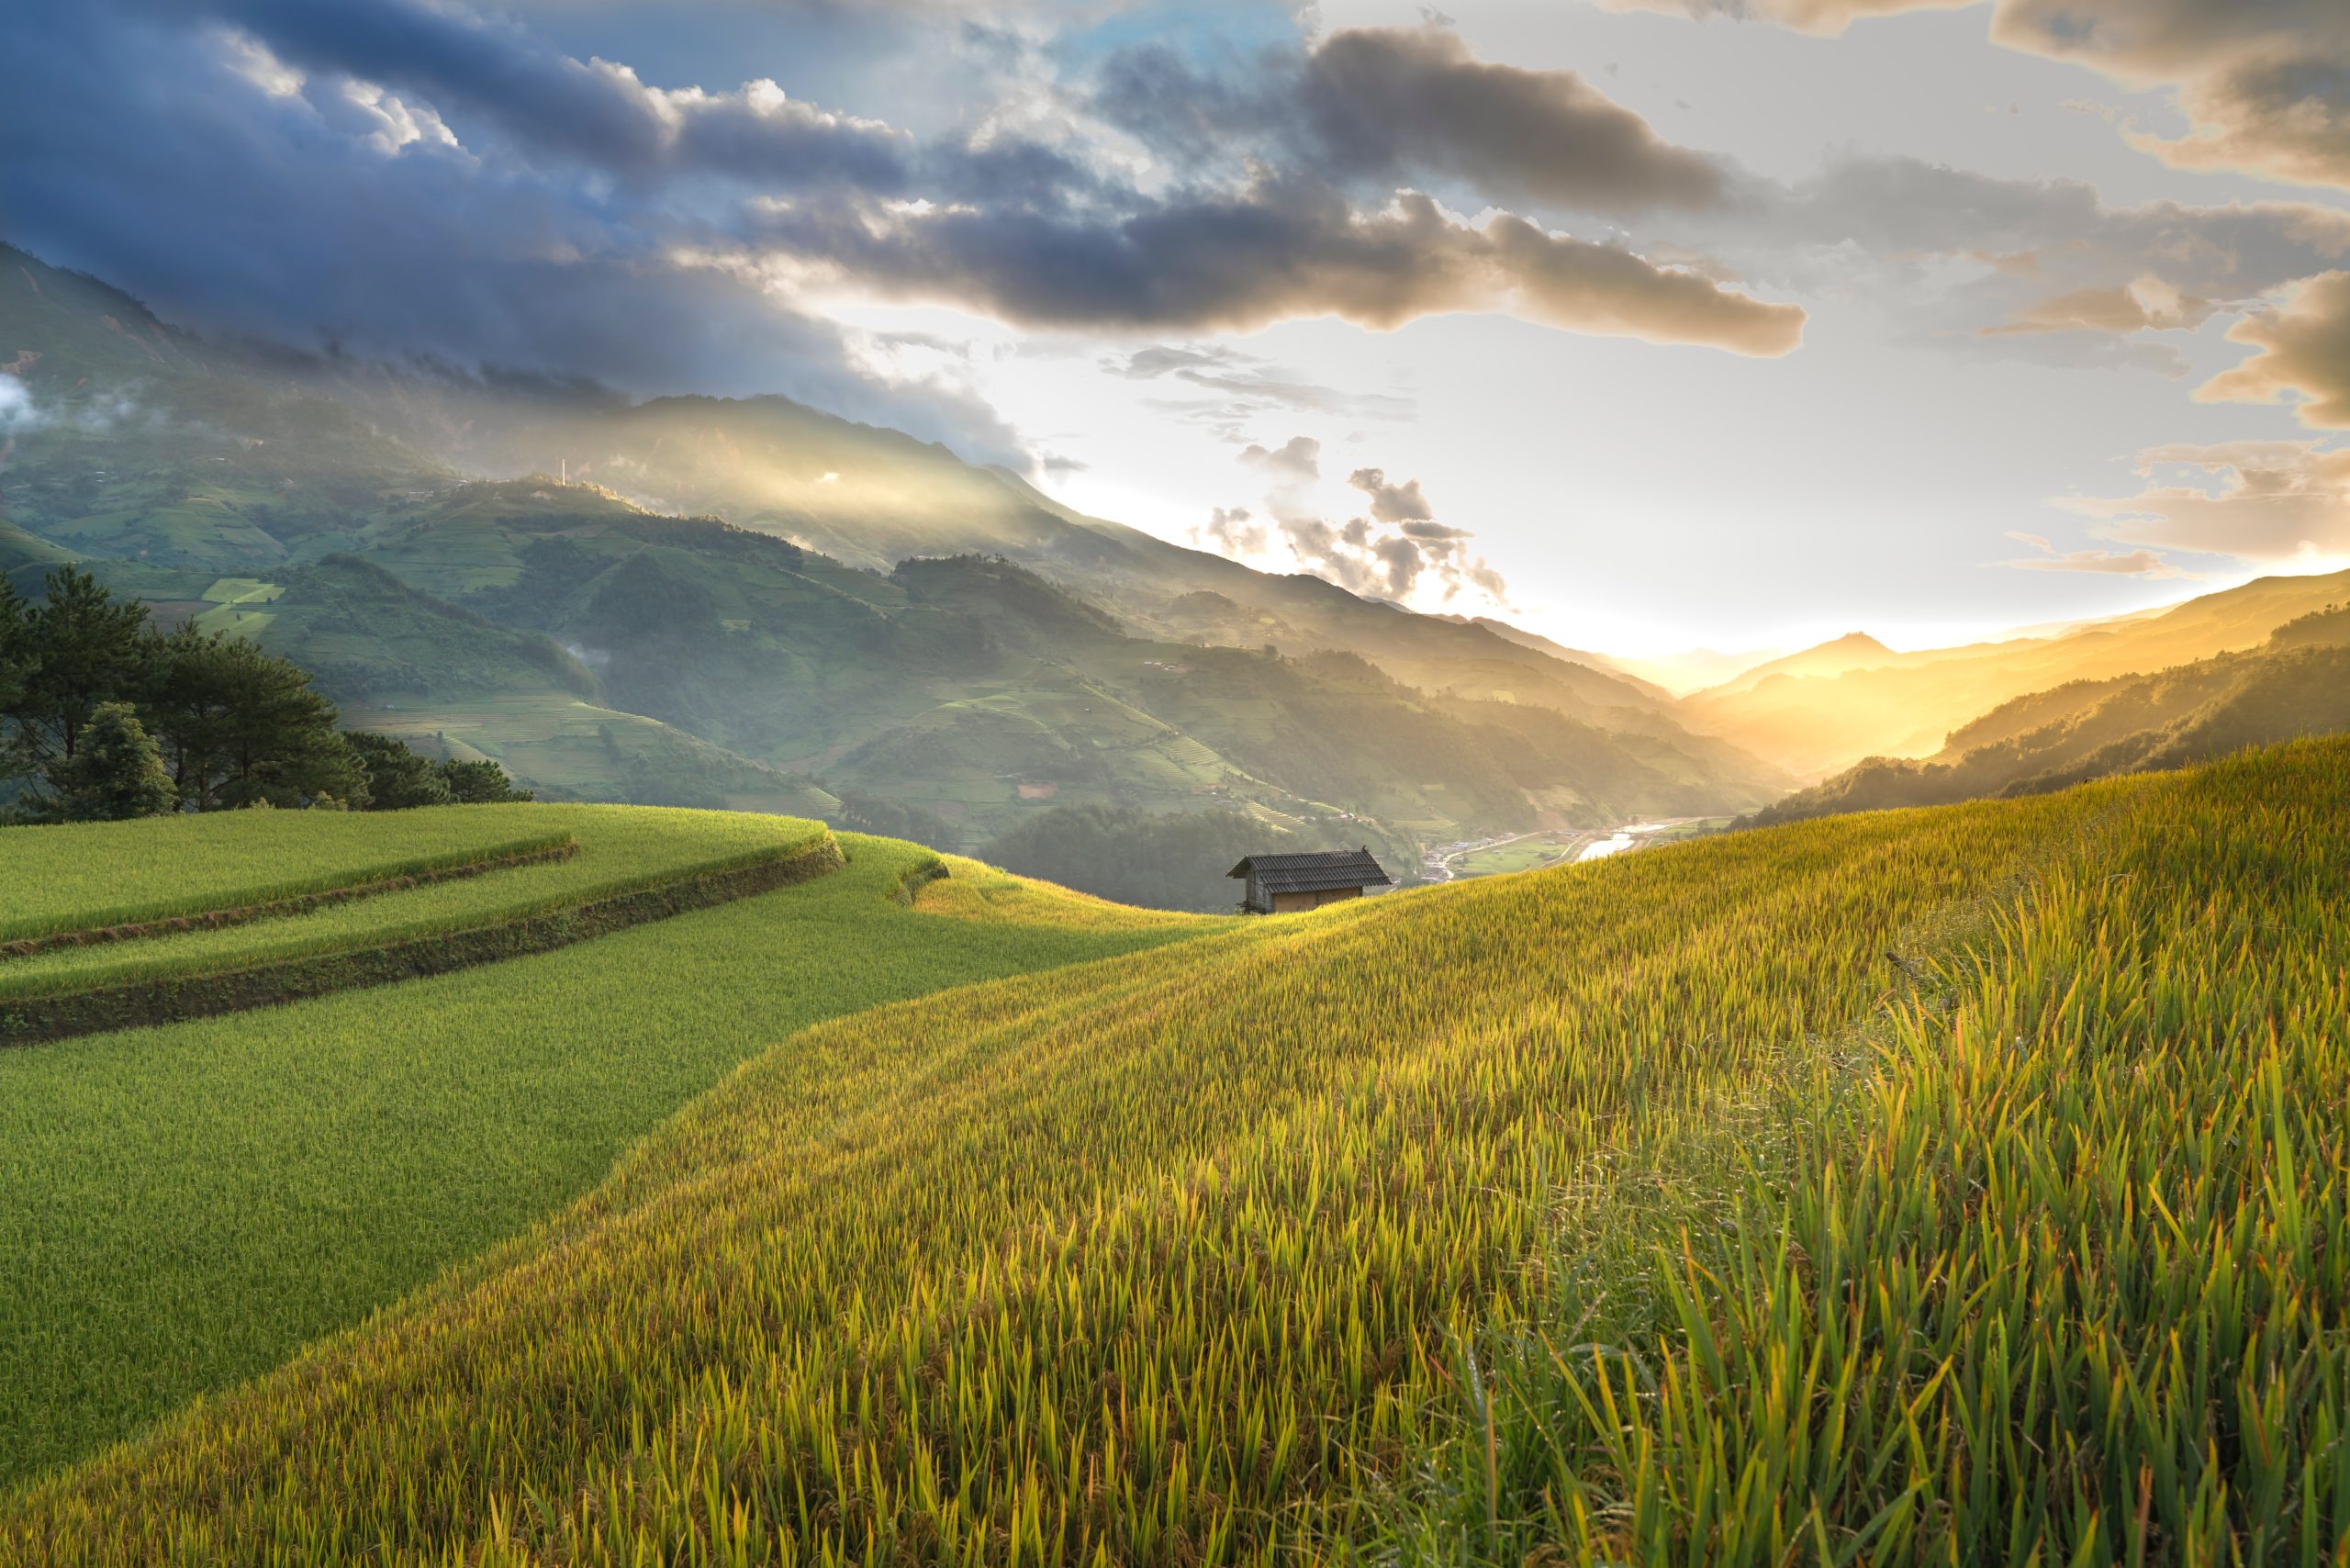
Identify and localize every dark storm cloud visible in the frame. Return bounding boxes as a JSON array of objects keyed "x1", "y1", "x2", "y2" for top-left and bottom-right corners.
[
  {"x1": 124, "y1": 0, "x2": 1105, "y2": 205},
  {"x1": 749, "y1": 183, "x2": 1804, "y2": 352},
  {"x1": 2, "y1": 0, "x2": 1804, "y2": 481},
  {"x1": 0, "y1": 0, "x2": 1028, "y2": 460},
  {"x1": 1096, "y1": 26, "x2": 1726, "y2": 218}
]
